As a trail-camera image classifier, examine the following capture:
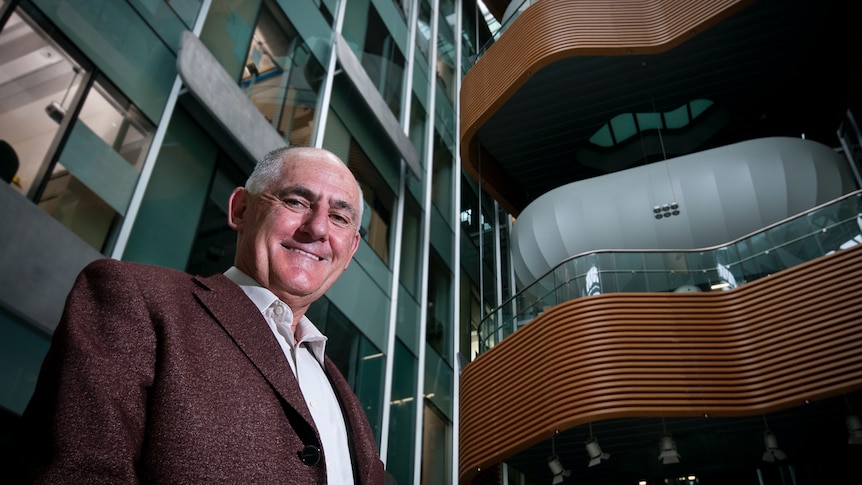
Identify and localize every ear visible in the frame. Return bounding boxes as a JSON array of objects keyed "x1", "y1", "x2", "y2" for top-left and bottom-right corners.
[{"x1": 227, "y1": 187, "x2": 248, "y2": 231}]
